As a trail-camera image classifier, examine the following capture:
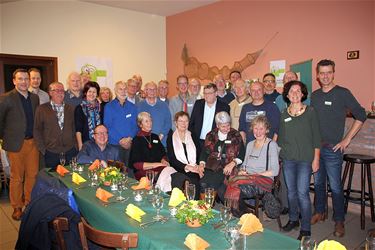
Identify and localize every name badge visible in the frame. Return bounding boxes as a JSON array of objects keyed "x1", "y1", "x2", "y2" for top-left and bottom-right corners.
[
  {"x1": 126, "y1": 114, "x2": 132, "y2": 118},
  {"x1": 225, "y1": 140, "x2": 231, "y2": 144},
  {"x1": 284, "y1": 117, "x2": 292, "y2": 122},
  {"x1": 257, "y1": 111, "x2": 266, "y2": 116},
  {"x1": 187, "y1": 103, "x2": 193, "y2": 107},
  {"x1": 324, "y1": 101, "x2": 332, "y2": 106},
  {"x1": 152, "y1": 140, "x2": 158, "y2": 143}
]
